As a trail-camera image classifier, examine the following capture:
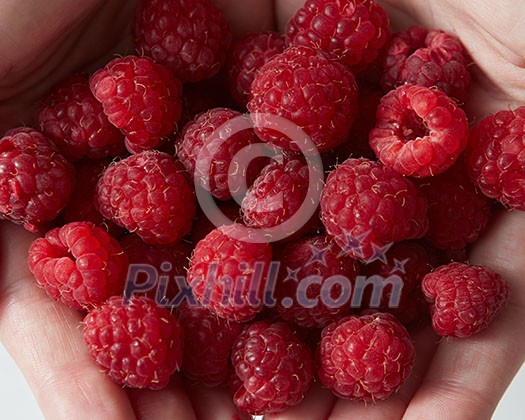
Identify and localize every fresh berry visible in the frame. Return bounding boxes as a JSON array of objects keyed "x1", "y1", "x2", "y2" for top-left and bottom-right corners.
[
  {"x1": 382, "y1": 25, "x2": 471, "y2": 102},
  {"x1": 0, "y1": 127, "x2": 75, "y2": 232},
  {"x1": 82, "y1": 296, "x2": 183, "y2": 389},
  {"x1": 369, "y1": 84, "x2": 469, "y2": 177},
  {"x1": 274, "y1": 235, "x2": 360, "y2": 328},
  {"x1": 465, "y1": 106, "x2": 525, "y2": 210},
  {"x1": 89, "y1": 55, "x2": 182, "y2": 154},
  {"x1": 120, "y1": 234, "x2": 192, "y2": 303},
  {"x1": 248, "y1": 46, "x2": 358, "y2": 153},
  {"x1": 36, "y1": 74, "x2": 125, "y2": 160},
  {"x1": 133, "y1": 0, "x2": 232, "y2": 83},
  {"x1": 187, "y1": 225, "x2": 272, "y2": 322},
  {"x1": 320, "y1": 158, "x2": 428, "y2": 262},
  {"x1": 418, "y1": 163, "x2": 491, "y2": 250},
  {"x1": 28, "y1": 222, "x2": 129, "y2": 310},
  {"x1": 96, "y1": 150, "x2": 196, "y2": 246},
  {"x1": 422, "y1": 262, "x2": 509, "y2": 338},
  {"x1": 317, "y1": 313, "x2": 415, "y2": 401},
  {"x1": 241, "y1": 156, "x2": 322, "y2": 238},
  {"x1": 227, "y1": 32, "x2": 285, "y2": 106},
  {"x1": 231, "y1": 320, "x2": 313, "y2": 415},
  {"x1": 176, "y1": 107, "x2": 260, "y2": 200},
  {"x1": 190, "y1": 200, "x2": 242, "y2": 244},
  {"x1": 285, "y1": 0, "x2": 391, "y2": 74},
  {"x1": 179, "y1": 304, "x2": 243, "y2": 386}
]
